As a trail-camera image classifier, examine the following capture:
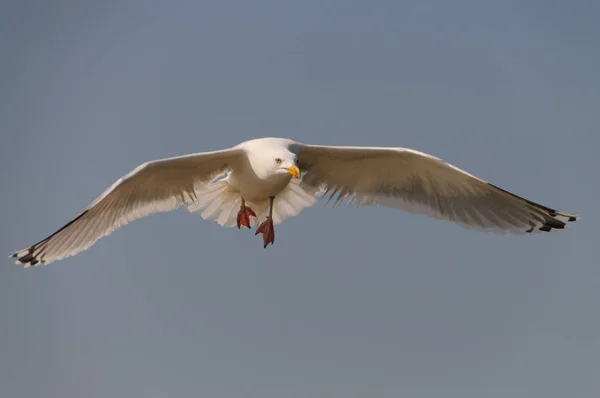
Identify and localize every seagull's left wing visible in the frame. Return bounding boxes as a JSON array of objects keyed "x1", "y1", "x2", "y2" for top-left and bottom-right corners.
[
  {"x1": 293, "y1": 143, "x2": 579, "y2": 234},
  {"x1": 10, "y1": 148, "x2": 245, "y2": 267}
]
